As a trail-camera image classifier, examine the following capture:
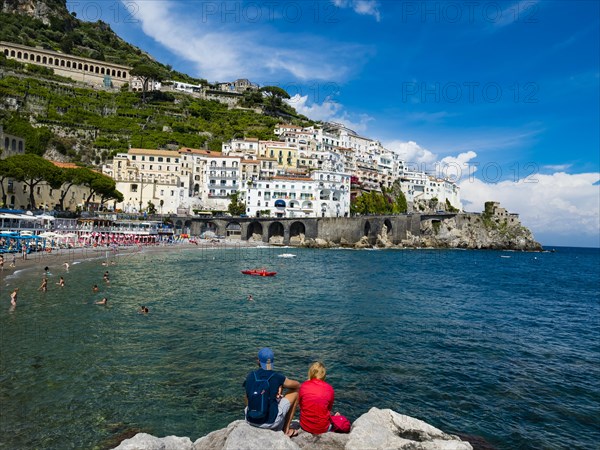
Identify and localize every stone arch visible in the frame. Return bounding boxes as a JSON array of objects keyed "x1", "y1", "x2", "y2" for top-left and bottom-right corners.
[
  {"x1": 111, "y1": 69, "x2": 116, "y2": 76},
  {"x1": 17, "y1": 51, "x2": 22, "y2": 59},
  {"x1": 290, "y1": 221, "x2": 305, "y2": 242},
  {"x1": 226, "y1": 221, "x2": 242, "y2": 239},
  {"x1": 61, "y1": 59, "x2": 65, "y2": 67},
  {"x1": 55, "y1": 58, "x2": 60, "y2": 66},
  {"x1": 384, "y1": 219, "x2": 393, "y2": 237},
  {"x1": 36, "y1": 55, "x2": 41, "y2": 62},
  {"x1": 117, "y1": 70, "x2": 122, "y2": 78},
  {"x1": 95, "y1": 66, "x2": 100, "y2": 74},
  {"x1": 18, "y1": 141, "x2": 23, "y2": 152},
  {"x1": 302, "y1": 200, "x2": 313, "y2": 210},
  {"x1": 200, "y1": 221, "x2": 217, "y2": 236},
  {"x1": 247, "y1": 221, "x2": 263, "y2": 240},
  {"x1": 78, "y1": 63, "x2": 82, "y2": 70},
  {"x1": 193, "y1": 183, "x2": 199, "y2": 193},
  {"x1": 11, "y1": 139, "x2": 16, "y2": 151},
  {"x1": 123, "y1": 71, "x2": 129, "y2": 78},
  {"x1": 48, "y1": 57, "x2": 53, "y2": 65},
  {"x1": 268, "y1": 222, "x2": 284, "y2": 244},
  {"x1": 66, "y1": 61, "x2": 71, "y2": 68},
  {"x1": 4, "y1": 137, "x2": 9, "y2": 151},
  {"x1": 30, "y1": 53, "x2": 34, "y2": 60},
  {"x1": 84, "y1": 64, "x2": 88, "y2": 71},
  {"x1": 42, "y1": 56, "x2": 47, "y2": 64},
  {"x1": 9, "y1": 50, "x2": 15, "y2": 57},
  {"x1": 364, "y1": 220, "x2": 371, "y2": 237},
  {"x1": 101, "y1": 67, "x2": 105, "y2": 75}
]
